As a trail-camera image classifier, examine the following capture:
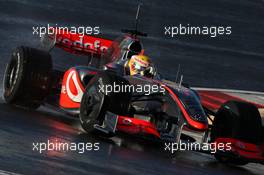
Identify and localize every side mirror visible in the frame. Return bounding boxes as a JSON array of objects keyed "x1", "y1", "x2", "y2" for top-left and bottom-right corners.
[{"x1": 40, "y1": 31, "x2": 56, "y2": 52}]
